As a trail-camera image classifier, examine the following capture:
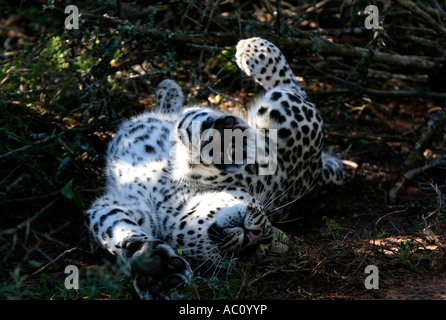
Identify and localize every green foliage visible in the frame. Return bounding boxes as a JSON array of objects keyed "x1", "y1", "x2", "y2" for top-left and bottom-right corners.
[
  {"x1": 77, "y1": 258, "x2": 133, "y2": 300},
  {"x1": 2, "y1": 36, "x2": 76, "y2": 111},
  {"x1": 0, "y1": 257, "x2": 133, "y2": 300},
  {"x1": 40, "y1": 36, "x2": 69, "y2": 70},
  {"x1": 187, "y1": 257, "x2": 261, "y2": 299},
  {"x1": 377, "y1": 228, "x2": 388, "y2": 238},
  {"x1": 211, "y1": 46, "x2": 238, "y2": 73},
  {"x1": 327, "y1": 218, "x2": 344, "y2": 237},
  {"x1": 61, "y1": 179, "x2": 86, "y2": 210},
  {"x1": 390, "y1": 240, "x2": 430, "y2": 269}
]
